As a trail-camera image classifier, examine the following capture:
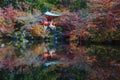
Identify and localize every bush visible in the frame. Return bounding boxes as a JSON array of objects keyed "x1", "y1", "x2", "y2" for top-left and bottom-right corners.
[{"x1": 88, "y1": 28, "x2": 120, "y2": 42}]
